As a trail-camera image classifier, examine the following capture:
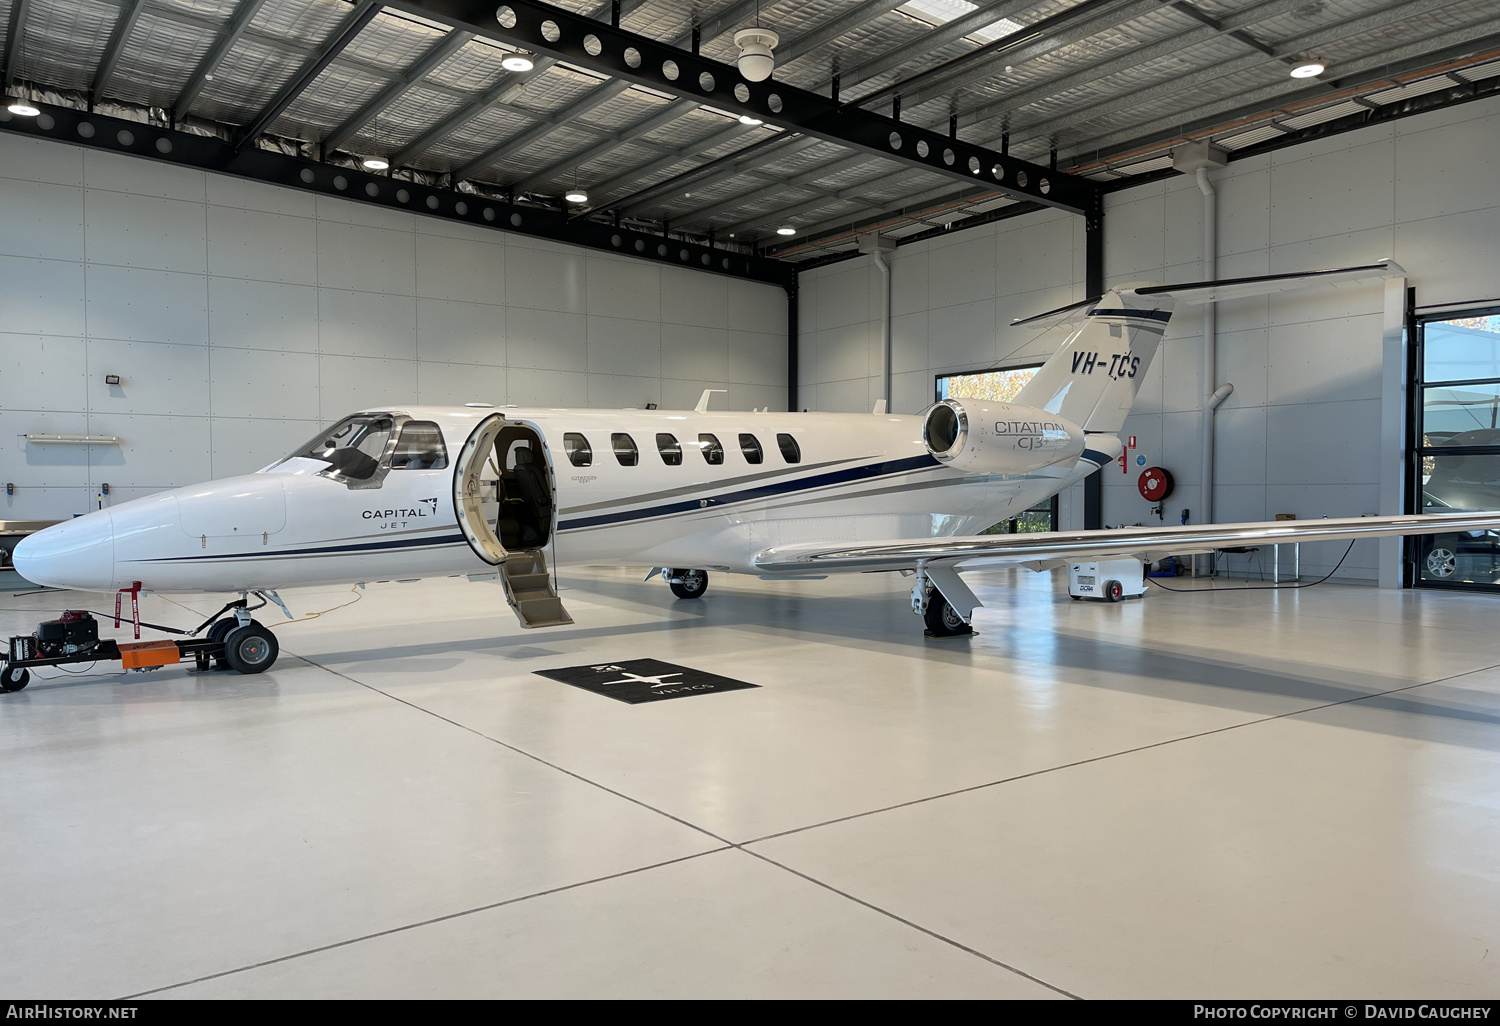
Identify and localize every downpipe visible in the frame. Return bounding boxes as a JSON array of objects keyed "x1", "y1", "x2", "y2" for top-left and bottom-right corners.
[
  {"x1": 1196, "y1": 166, "x2": 1218, "y2": 575},
  {"x1": 874, "y1": 250, "x2": 892, "y2": 412}
]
